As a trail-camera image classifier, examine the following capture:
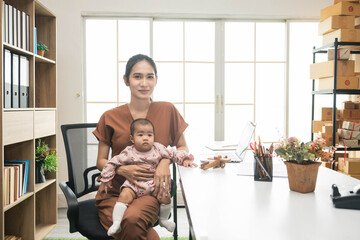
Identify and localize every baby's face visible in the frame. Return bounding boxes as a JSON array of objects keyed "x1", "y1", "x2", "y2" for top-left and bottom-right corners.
[{"x1": 131, "y1": 124, "x2": 155, "y2": 152}]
